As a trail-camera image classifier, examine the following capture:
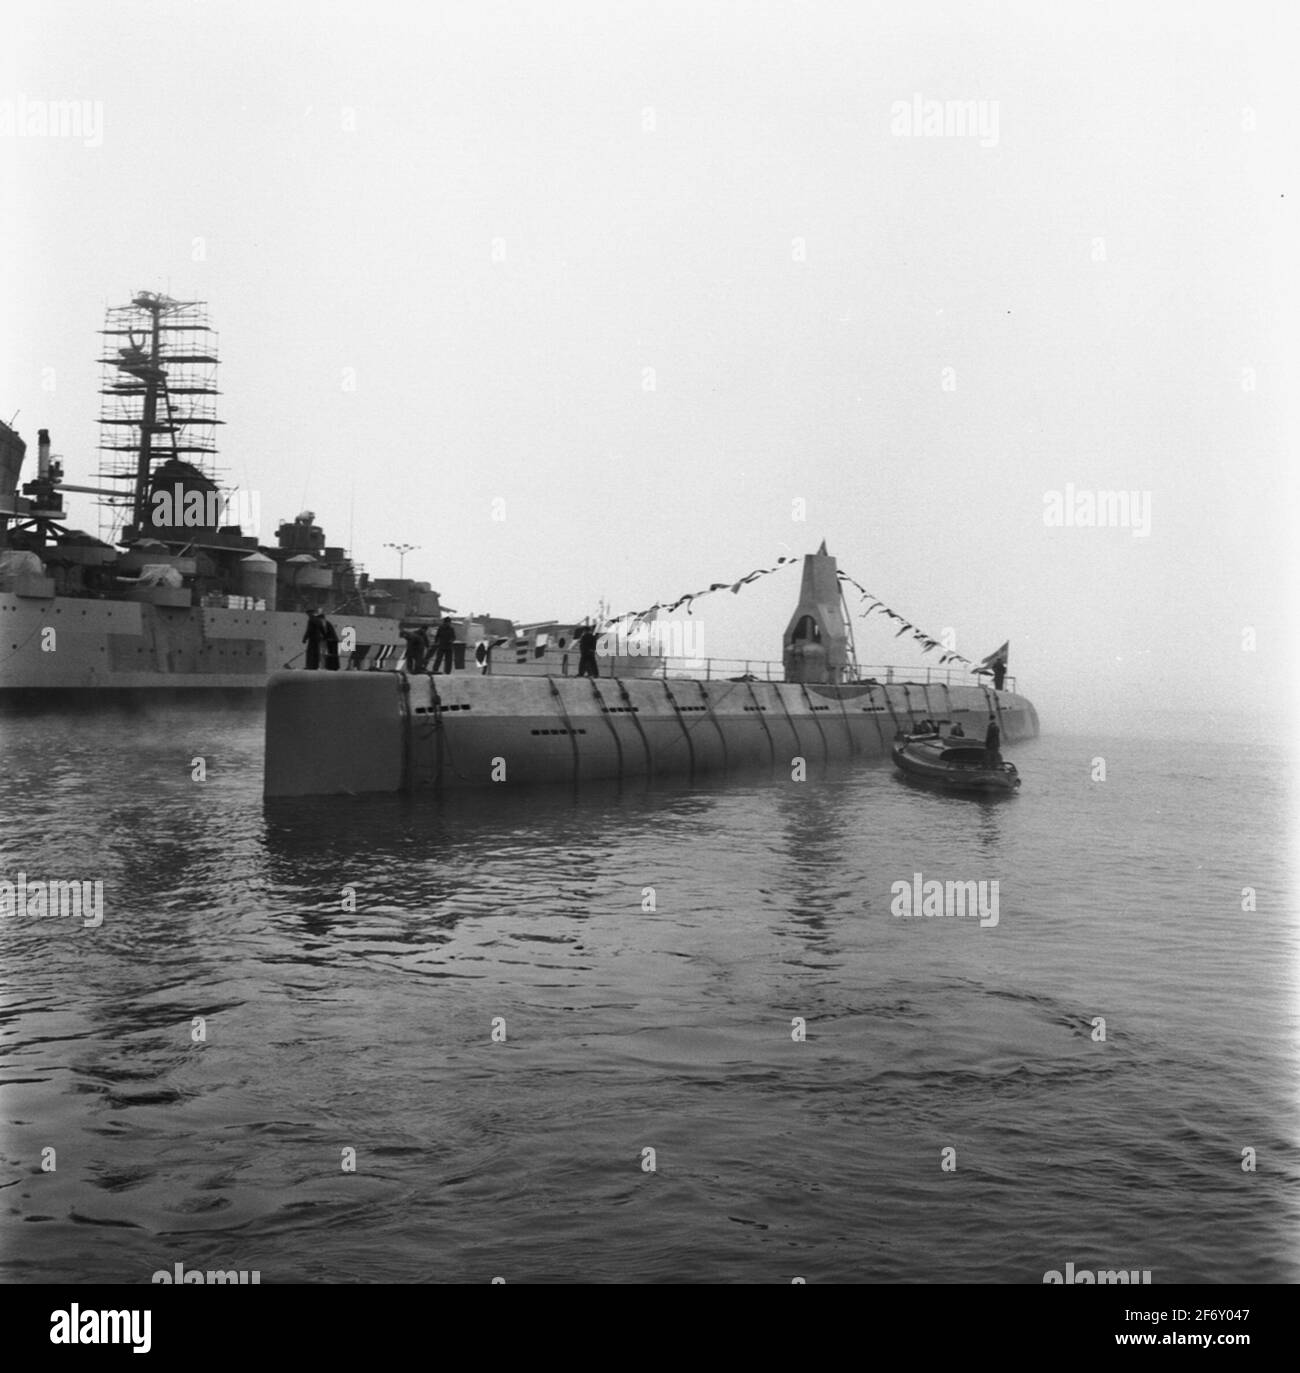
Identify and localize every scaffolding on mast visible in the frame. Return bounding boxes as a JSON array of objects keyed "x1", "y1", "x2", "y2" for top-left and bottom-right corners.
[{"x1": 96, "y1": 291, "x2": 223, "y2": 544}]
